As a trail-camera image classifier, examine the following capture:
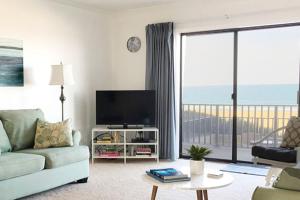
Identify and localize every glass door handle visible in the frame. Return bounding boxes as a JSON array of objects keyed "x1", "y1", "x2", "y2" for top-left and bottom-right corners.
[{"x1": 231, "y1": 93, "x2": 236, "y2": 100}]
